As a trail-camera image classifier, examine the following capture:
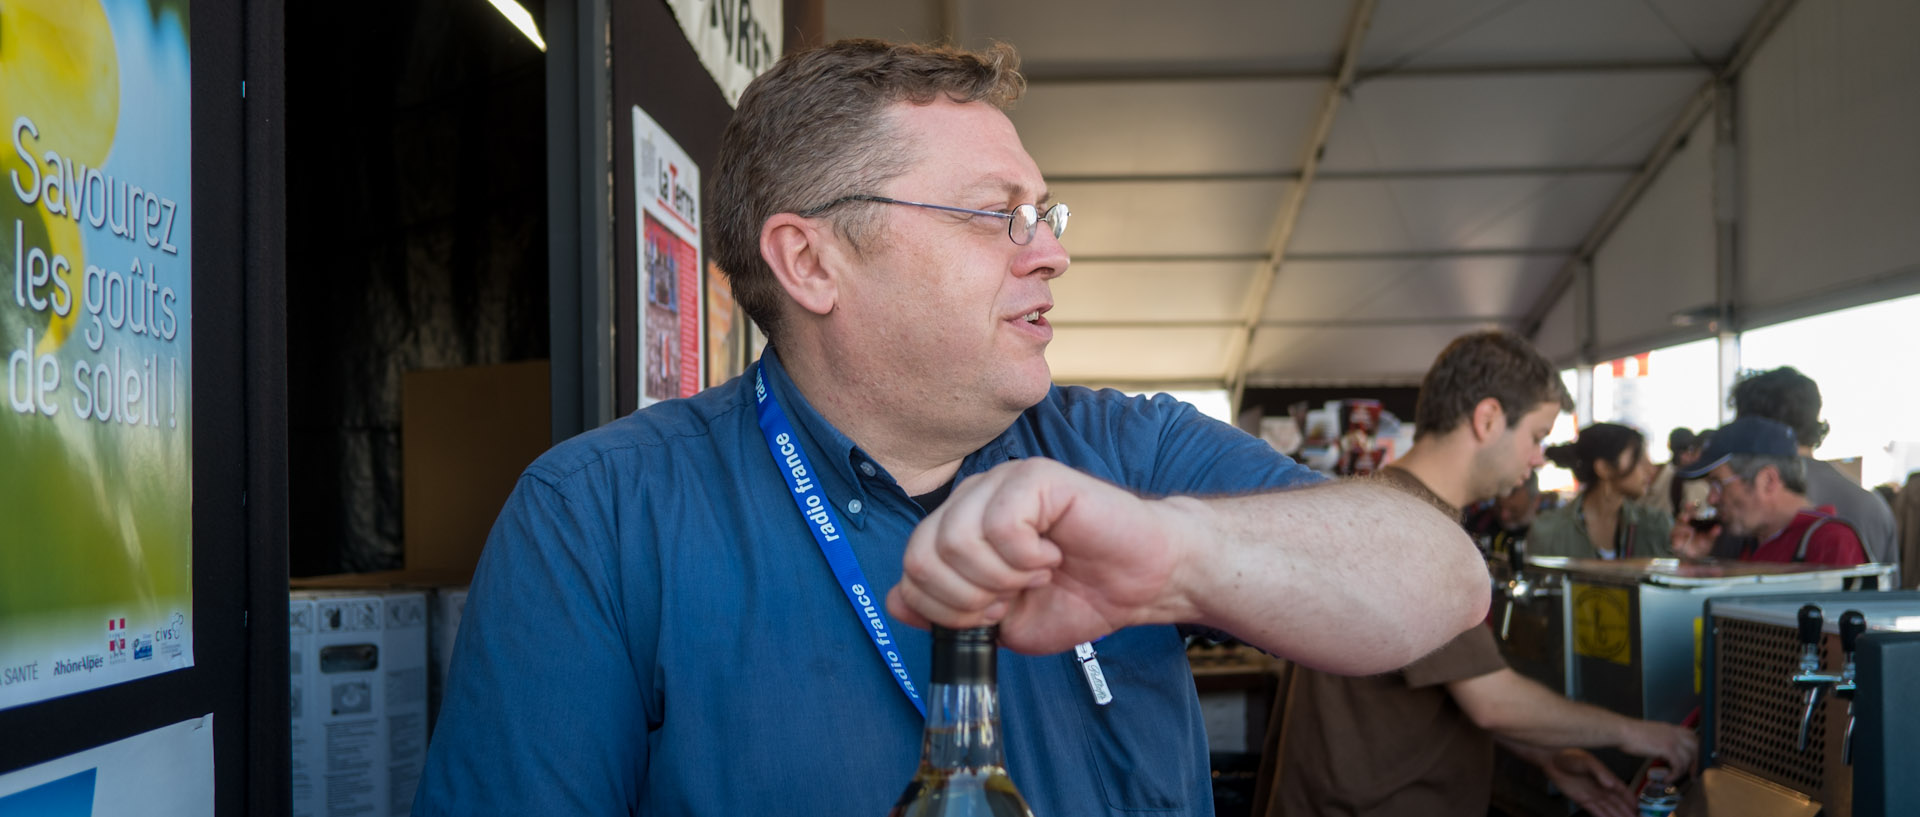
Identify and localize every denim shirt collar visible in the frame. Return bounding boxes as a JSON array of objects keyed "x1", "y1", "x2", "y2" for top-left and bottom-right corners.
[{"x1": 754, "y1": 348, "x2": 1031, "y2": 528}]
